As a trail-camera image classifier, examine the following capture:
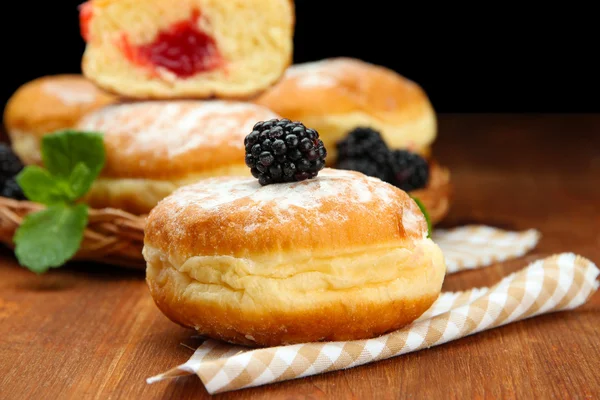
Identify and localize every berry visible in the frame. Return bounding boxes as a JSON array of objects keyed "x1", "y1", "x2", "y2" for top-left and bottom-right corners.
[
  {"x1": 244, "y1": 119, "x2": 327, "y2": 185},
  {"x1": 272, "y1": 140, "x2": 286, "y2": 155},
  {"x1": 269, "y1": 164, "x2": 283, "y2": 178},
  {"x1": 0, "y1": 143, "x2": 24, "y2": 185},
  {"x1": 0, "y1": 144, "x2": 26, "y2": 200},
  {"x1": 297, "y1": 158, "x2": 310, "y2": 172},
  {"x1": 258, "y1": 175, "x2": 271, "y2": 186},
  {"x1": 334, "y1": 127, "x2": 430, "y2": 191},
  {"x1": 388, "y1": 150, "x2": 430, "y2": 191},
  {"x1": 335, "y1": 127, "x2": 389, "y2": 165},
  {"x1": 285, "y1": 135, "x2": 298, "y2": 148},
  {"x1": 283, "y1": 162, "x2": 296, "y2": 177},
  {"x1": 336, "y1": 157, "x2": 389, "y2": 181},
  {"x1": 259, "y1": 152, "x2": 275, "y2": 166},
  {"x1": 299, "y1": 138, "x2": 313, "y2": 151},
  {"x1": 288, "y1": 149, "x2": 302, "y2": 160},
  {"x1": 0, "y1": 177, "x2": 25, "y2": 200}
]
